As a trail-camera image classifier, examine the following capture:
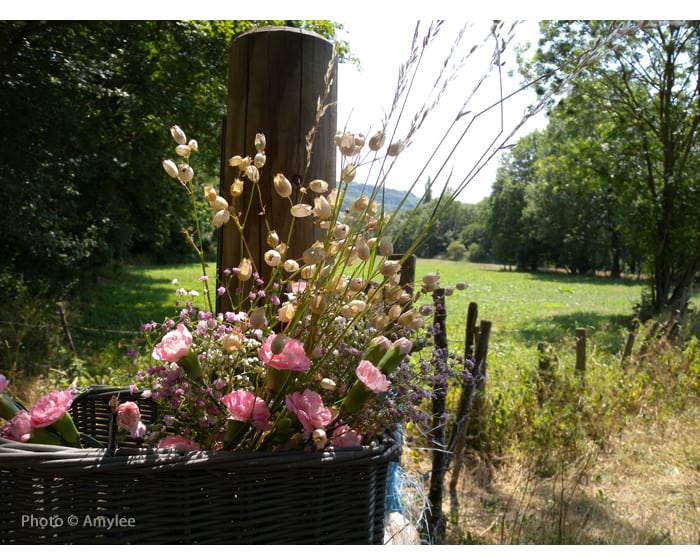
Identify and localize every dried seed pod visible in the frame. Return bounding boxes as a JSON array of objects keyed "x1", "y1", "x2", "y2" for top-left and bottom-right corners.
[
  {"x1": 309, "y1": 179, "x2": 329, "y2": 193},
  {"x1": 170, "y1": 125, "x2": 187, "y2": 144},
  {"x1": 368, "y1": 131, "x2": 385, "y2": 151},
  {"x1": 254, "y1": 133, "x2": 266, "y2": 153}
]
